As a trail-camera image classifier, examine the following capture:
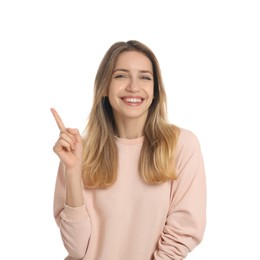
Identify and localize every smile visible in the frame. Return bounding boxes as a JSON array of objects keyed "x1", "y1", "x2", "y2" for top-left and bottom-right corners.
[{"x1": 121, "y1": 96, "x2": 144, "y2": 106}]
